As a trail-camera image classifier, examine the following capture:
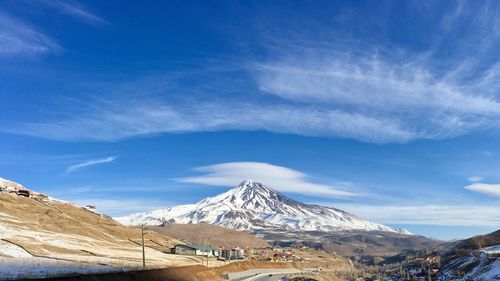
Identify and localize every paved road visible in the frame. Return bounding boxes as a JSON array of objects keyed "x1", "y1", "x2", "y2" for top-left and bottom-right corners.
[
  {"x1": 228, "y1": 268, "x2": 305, "y2": 281},
  {"x1": 251, "y1": 272, "x2": 288, "y2": 281}
]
